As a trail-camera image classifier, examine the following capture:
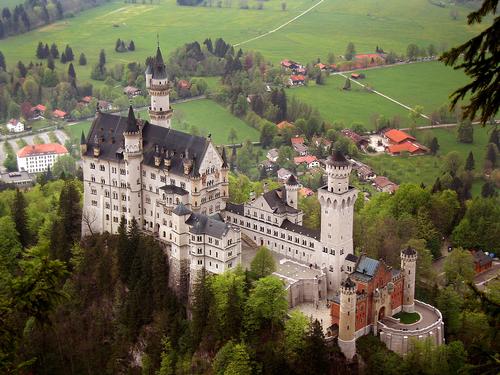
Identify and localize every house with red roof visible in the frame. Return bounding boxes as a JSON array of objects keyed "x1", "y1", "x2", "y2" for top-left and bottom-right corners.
[
  {"x1": 373, "y1": 176, "x2": 398, "y2": 194},
  {"x1": 277, "y1": 121, "x2": 295, "y2": 131},
  {"x1": 289, "y1": 75, "x2": 306, "y2": 86},
  {"x1": 291, "y1": 137, "x2": 305, "y2": 145},
  {"x1": 341, "y1": 129, "x2": 369, "y2": 148},
  {"x1": 17, "y1": 143, "x2": 69, "y2": 173},
  {"x1": 294, "y1": 155, "x2": 319, "y2": 169},
  {"x1": 384, "y1": 129, "x2": 416, "y2": 145},
  {"x1": 387, "y1": 142, "x2": 427, "y2": 155},
  {"x1": 177, "y1": 80, "x2": 191, "y2": 90},
  {"x1": 52, "y1": 109, "x2": 68, "y2": 119},
  {"x1": 315, "y1": 63, "x2": 328, "y2": 71},
  {"x1": 30, "y1": 104, "x2": 46, "y2": 119},
  {"x1": 299, "y1": 187, "x2": 314, "y2": 197}
]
